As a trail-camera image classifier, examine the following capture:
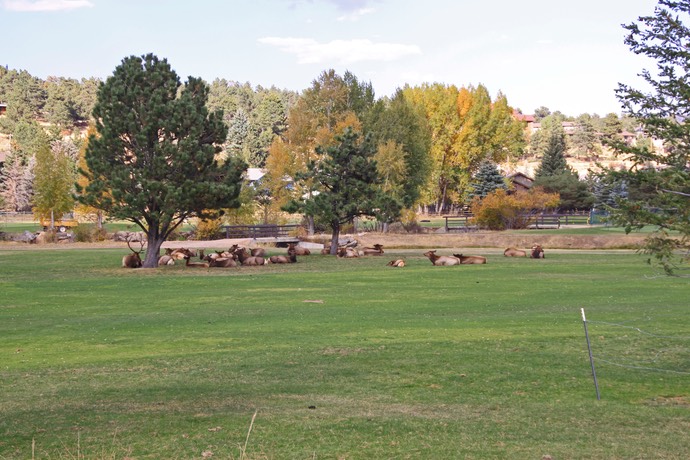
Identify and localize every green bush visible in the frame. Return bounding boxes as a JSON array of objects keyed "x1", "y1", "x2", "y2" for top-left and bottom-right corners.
[{"x1": 73, "y1": 224, "x2": 108, "y2": 242}]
